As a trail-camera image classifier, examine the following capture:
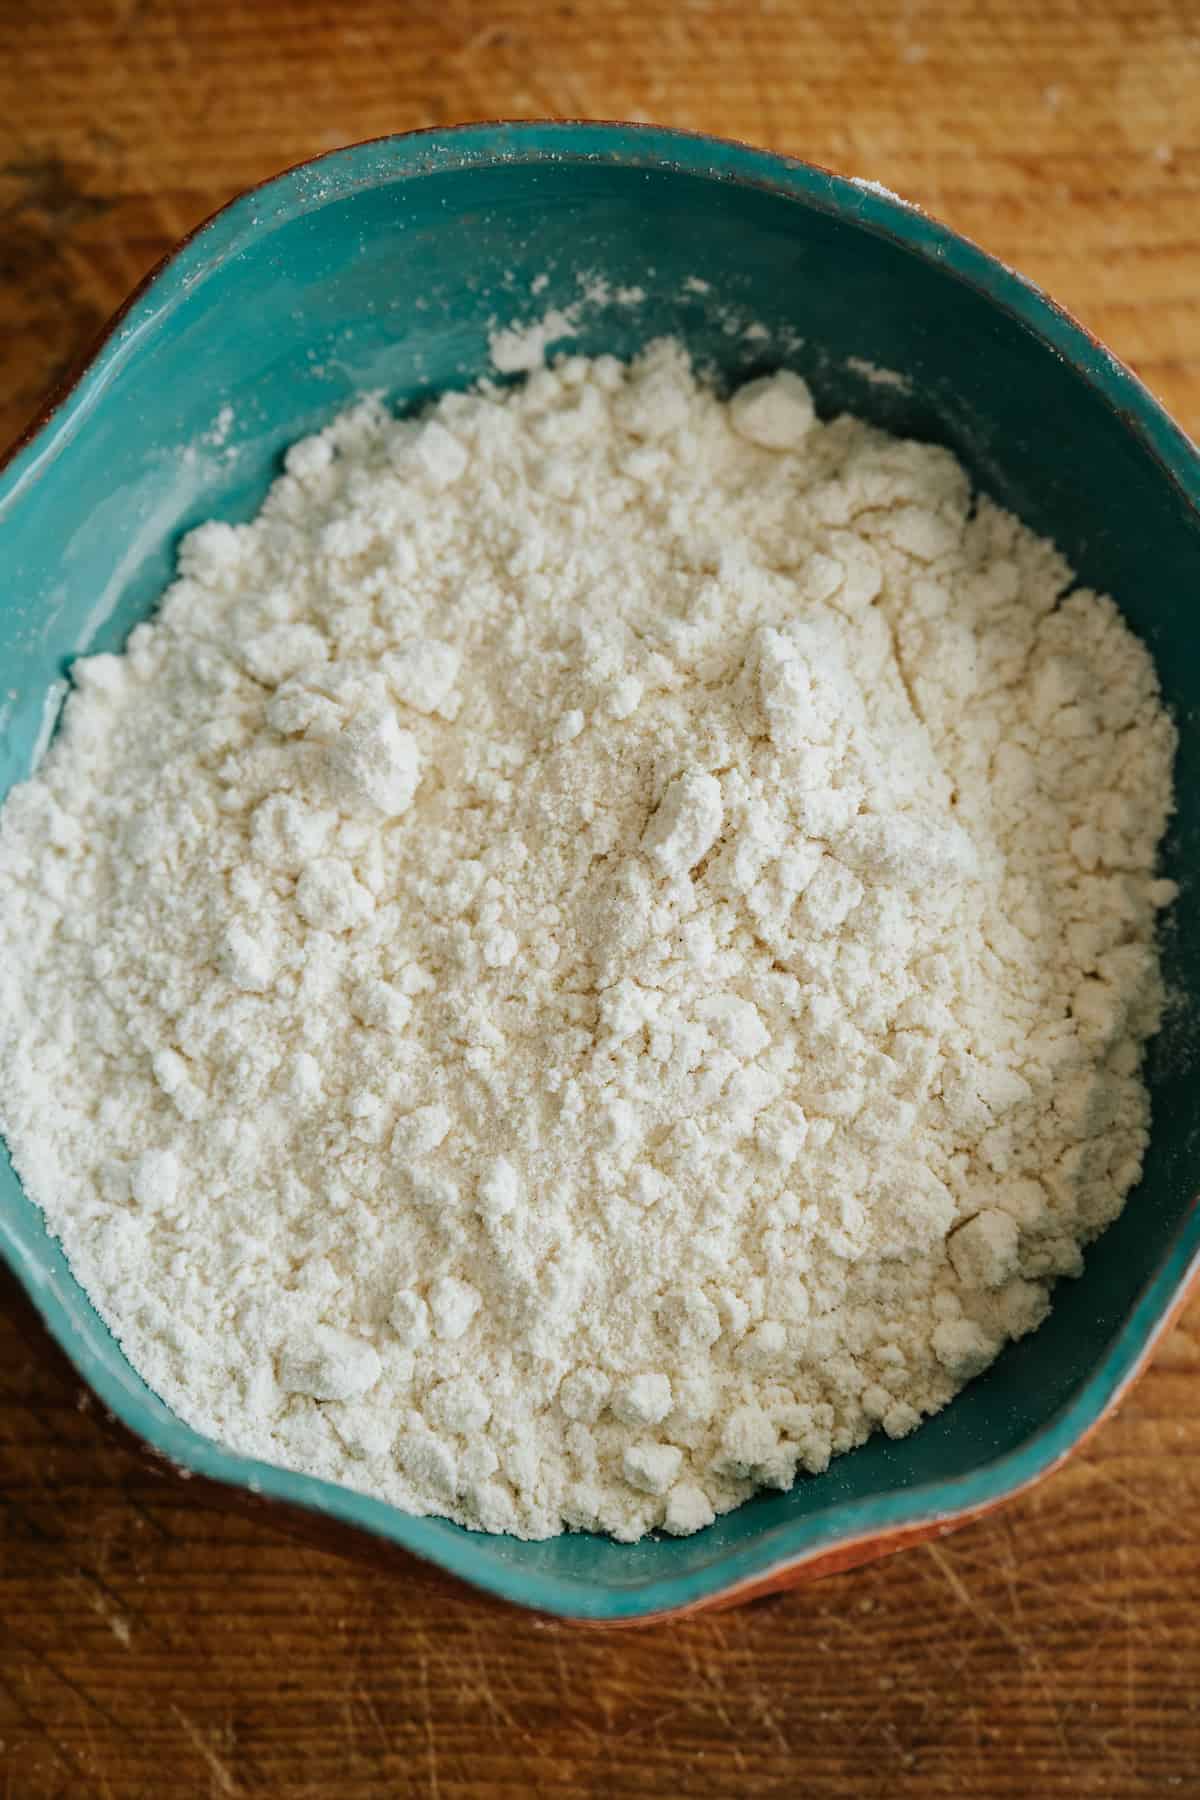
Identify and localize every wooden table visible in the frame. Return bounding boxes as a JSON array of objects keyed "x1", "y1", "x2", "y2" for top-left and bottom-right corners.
[{"x1": 2, "y1": 3, "x2": 1198, "y2": 1794}]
